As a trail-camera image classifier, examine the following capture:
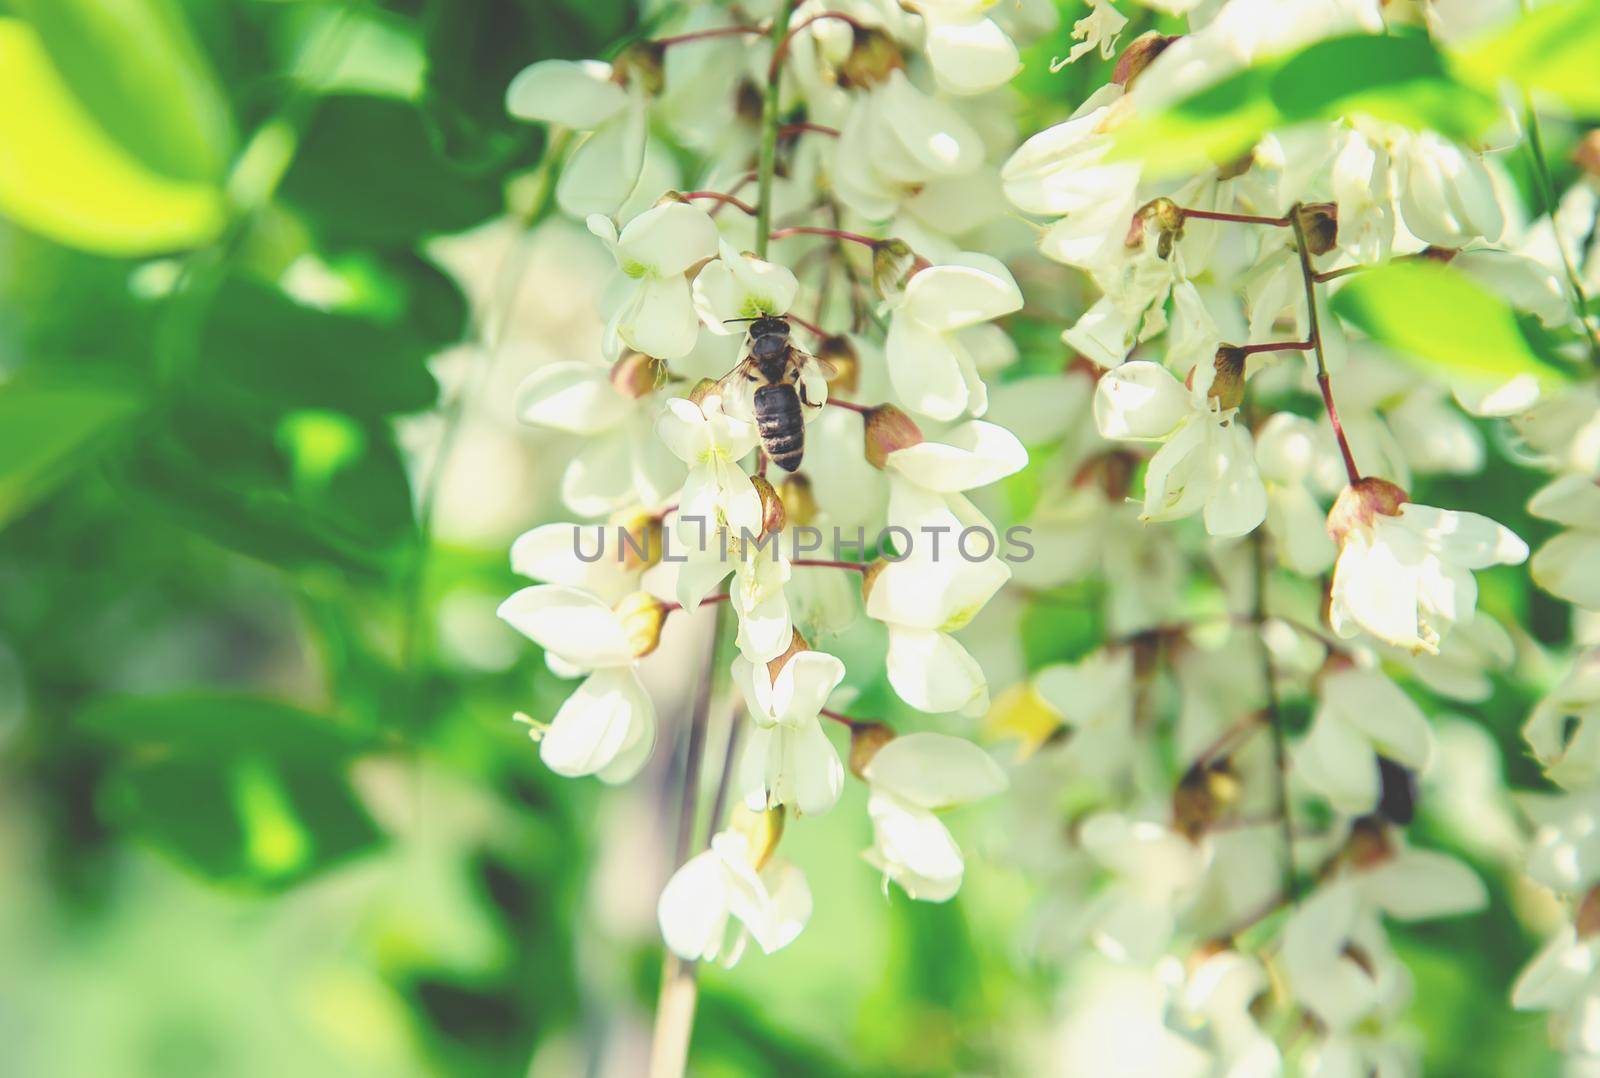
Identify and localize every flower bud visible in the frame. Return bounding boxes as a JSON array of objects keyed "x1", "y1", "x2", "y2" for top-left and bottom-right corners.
[
  {"x1": 848, "y1": 721, "x2": 896, "y2": 779},
  {"x1": 1326, "y1": 476, "x2": 1408, "y2": 545},
  {"x1": 779, "y1": 473, "x2": 819, "y2": 528},
  {"x1": 608, "y1": 506, "x2": 664, "y2": 572},
  {"x1": 1172, "y1": 760, "x2": 1240, "y2": 842},
  {"x1": 1128, "y1": 197, "x2": 1185, "y2": 260},
  {"x1": 1295, "y1": 202, "x2": 1338, "y2": 256},
  {"x1": 1112, "y1": 32, "x2": 1179, "y2": 89},
  {"x1": 871, "y1": 238, "x2": 918, "y2": 302},
  {"x1": 687, "y1": 377, "x2": 721, "y2": 407},
  {"x1": 766, "y1": 627, "x2": 811, "y2": 683},
  {"x1": 1208, "y1": 346, "x2": 1247, "y2": 412},
  {"x1": 612, "y1": 41, "x2": 666, "y2": 95},
  {"x1": 816, "y1": 334, "x2": 860, "y2": 395},
  {"x1": 838, "y1": 27, "x2": 904, "y2": 90},
  {"x1": 1575, "y1": 130, "x2": 1600, "y2": 178},
  {"x1": 615, "y1": 591, "x2": 670, "y2": 658},
  {"x1": 611, "y1": 351, "x2": 665, "y2": 399},
  {"x1": 751, "y1": 473, "x2": 787, "y2": 536},
  {"x1": 1341, "y1": 815, "x2": 1394, "y2": 870},
  {"x1": 1578, "y1": 884, "x2": 1600, "y2": 939},
  {"x1": 863, "y1": 404, "x2": 923, "y2": 468},
  {"x1": 729, "y1": 804, "x2": 785, "y2": 871}
]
